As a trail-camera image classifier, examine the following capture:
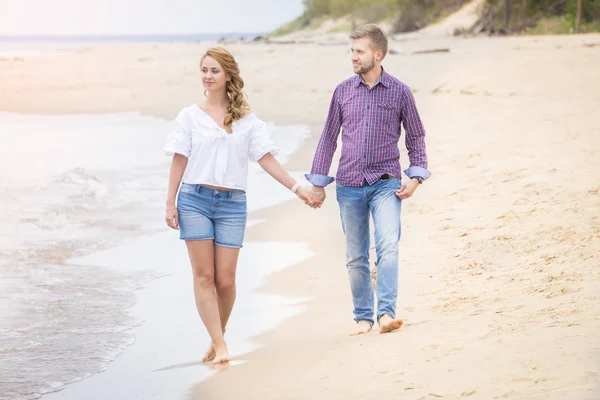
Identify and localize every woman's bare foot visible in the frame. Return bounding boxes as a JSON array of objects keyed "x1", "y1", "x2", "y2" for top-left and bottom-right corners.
[
  {"x1": 379, "y1": 314, "x2": 403, "y2": 333},
  {"x1": 212, "y1": 341, "x2": 229, "y2": 364},
  {"x1": 202, "y1": 343, "x2": 216, "y2": 363},
  {"x1": 350, "y1": 320, "x2": 372, "y2": 336},
  {"x1": 202, "y1": 326, "x2": 227, "y2": 363}
]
